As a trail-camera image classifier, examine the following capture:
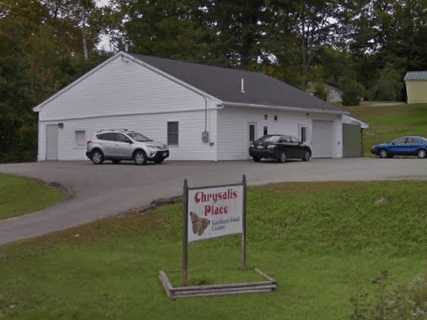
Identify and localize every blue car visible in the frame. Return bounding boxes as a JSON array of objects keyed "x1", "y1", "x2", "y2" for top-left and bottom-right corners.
[{"x1": 371, "y1": 136, "x2": 427, "y2": 159}]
